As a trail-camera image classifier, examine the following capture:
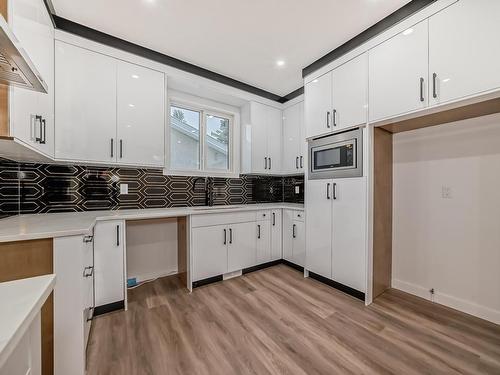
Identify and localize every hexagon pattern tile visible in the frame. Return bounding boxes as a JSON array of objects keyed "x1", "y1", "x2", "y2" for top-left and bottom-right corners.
[{"x1": 0, "y1": 158, "x2": 304, "y2": 218}]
